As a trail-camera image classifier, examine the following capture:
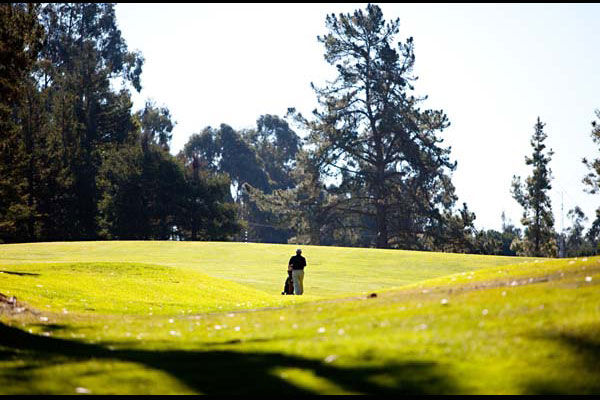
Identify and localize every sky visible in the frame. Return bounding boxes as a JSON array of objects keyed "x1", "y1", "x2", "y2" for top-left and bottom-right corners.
[{"x1": 114, "y1": 3, "x2": 600, "y2": 232}]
